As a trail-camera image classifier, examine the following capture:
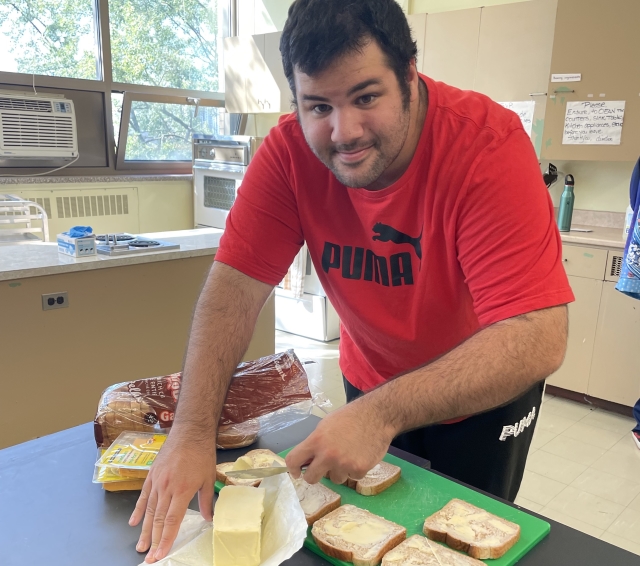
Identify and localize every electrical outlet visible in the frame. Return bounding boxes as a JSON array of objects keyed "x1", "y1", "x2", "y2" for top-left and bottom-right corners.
[{"x1": 42, "y1": 292, "x2": 69, "y2": 311}]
